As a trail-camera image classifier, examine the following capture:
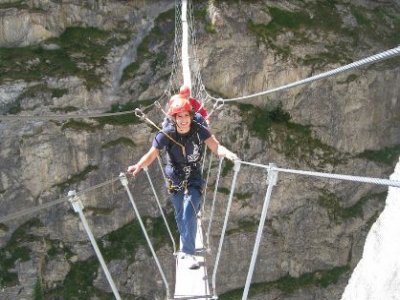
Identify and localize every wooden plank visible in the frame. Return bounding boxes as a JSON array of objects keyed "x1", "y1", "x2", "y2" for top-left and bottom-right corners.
[{"x1": 174, "y1": 218, "x2": 211, "y2": 299}]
